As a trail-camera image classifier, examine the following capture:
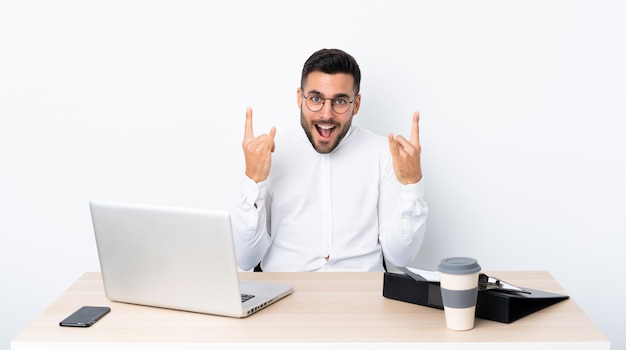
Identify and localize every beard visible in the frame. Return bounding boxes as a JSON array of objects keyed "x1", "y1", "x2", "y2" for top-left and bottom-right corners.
[{"x1": 300, "y1": 109, "x2": 353, "y2": 154}]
